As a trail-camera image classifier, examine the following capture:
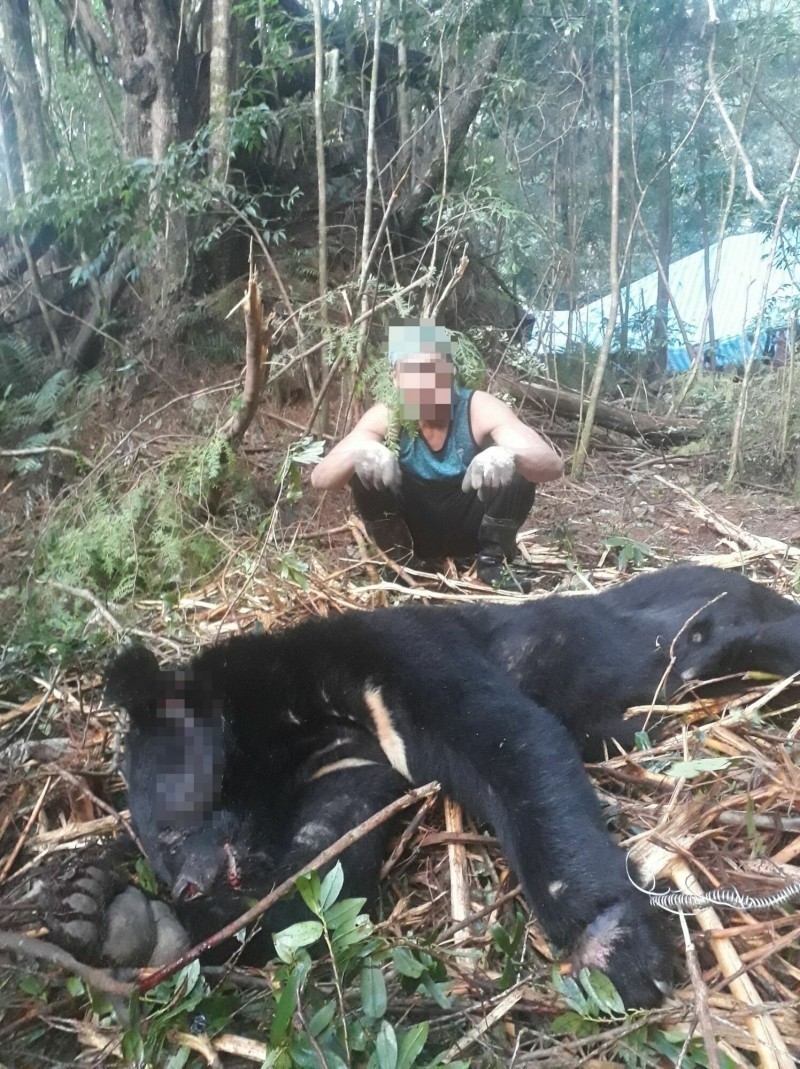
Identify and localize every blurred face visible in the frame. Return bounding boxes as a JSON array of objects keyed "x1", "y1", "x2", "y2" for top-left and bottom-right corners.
[{"x1": 394, "y1": 356, "x2": 454, "y2": 421}]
